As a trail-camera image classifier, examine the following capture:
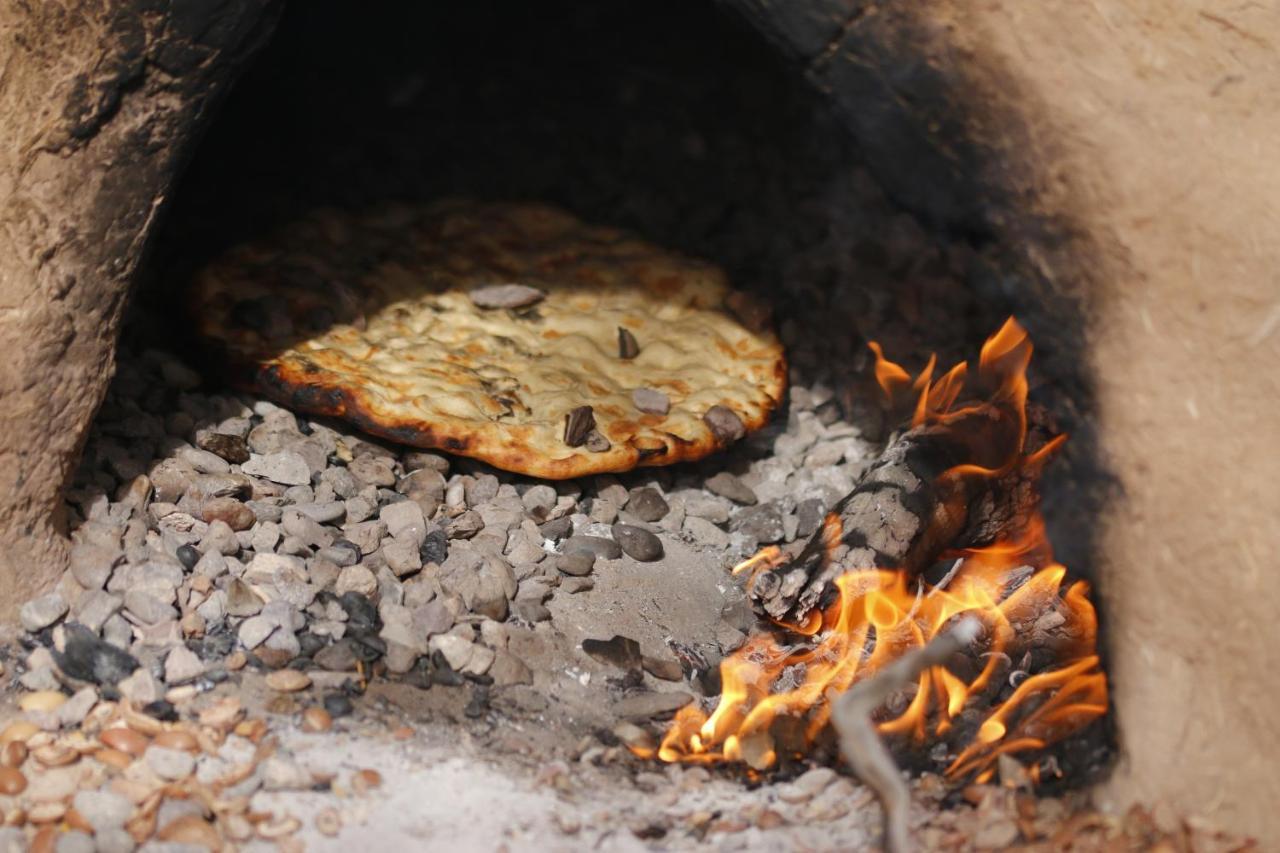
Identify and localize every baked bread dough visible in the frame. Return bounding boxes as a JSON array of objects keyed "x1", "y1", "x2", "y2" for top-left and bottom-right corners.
[{"x1": 189, "y1": 200, "x2": 786, "y2": 478}]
